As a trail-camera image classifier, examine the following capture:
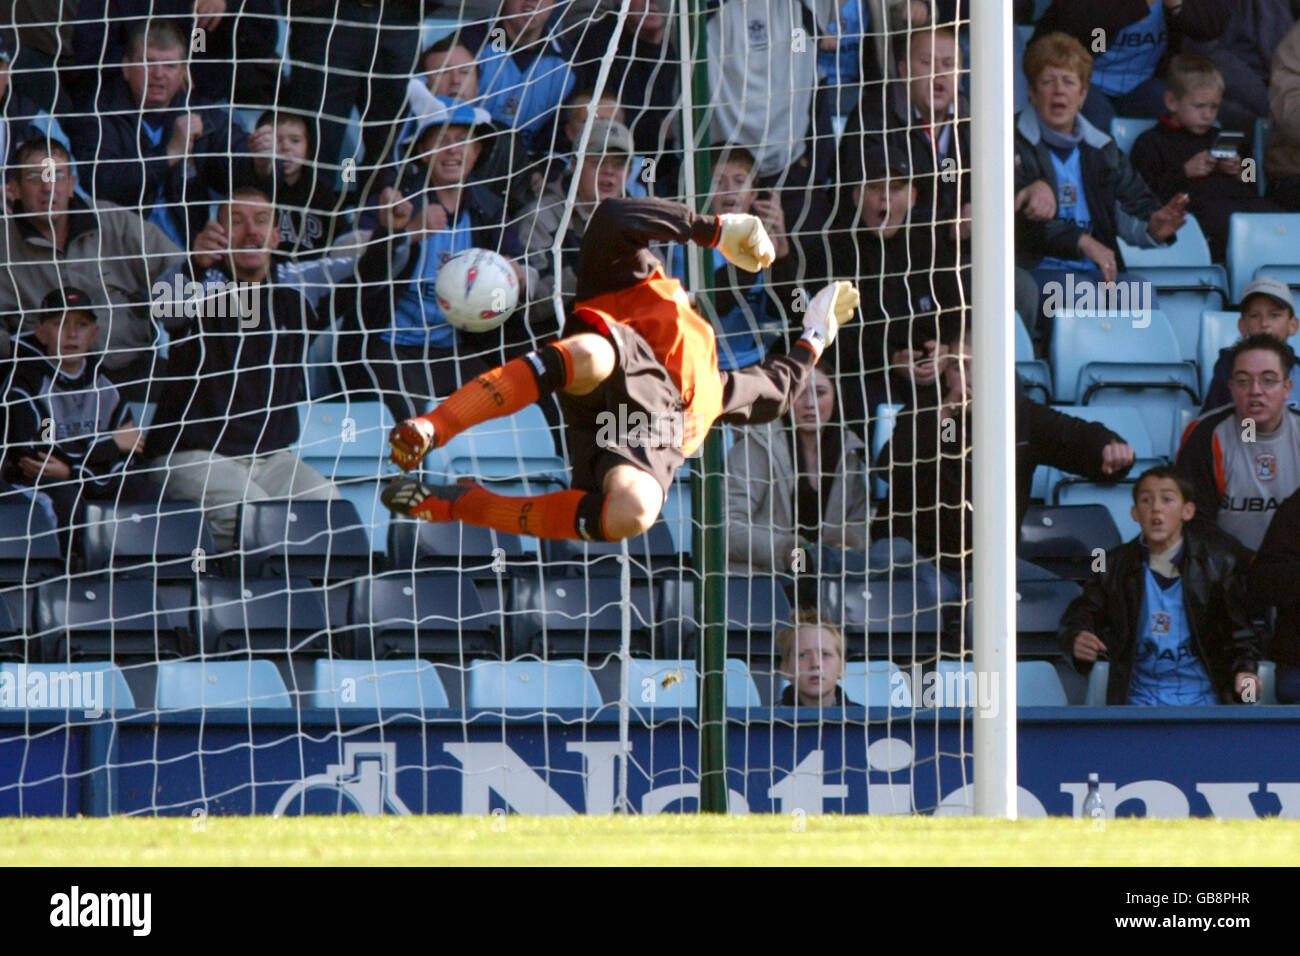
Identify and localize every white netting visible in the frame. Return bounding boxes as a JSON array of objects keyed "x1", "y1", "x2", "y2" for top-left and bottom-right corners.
[{"x1": 0, "y1": 0, "x2": 991, "y2": 818}]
